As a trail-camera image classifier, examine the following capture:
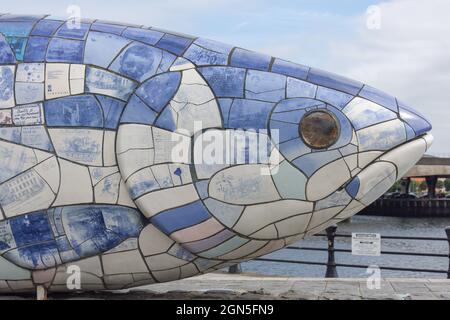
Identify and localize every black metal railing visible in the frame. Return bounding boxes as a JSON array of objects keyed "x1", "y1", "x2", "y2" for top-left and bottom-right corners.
[
  {"x1": 230, "y1": 226, "x2": 450, "y2": 278},
  {"x1": 363, "y1": 199, "x2": 450, "y2": 217}
]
